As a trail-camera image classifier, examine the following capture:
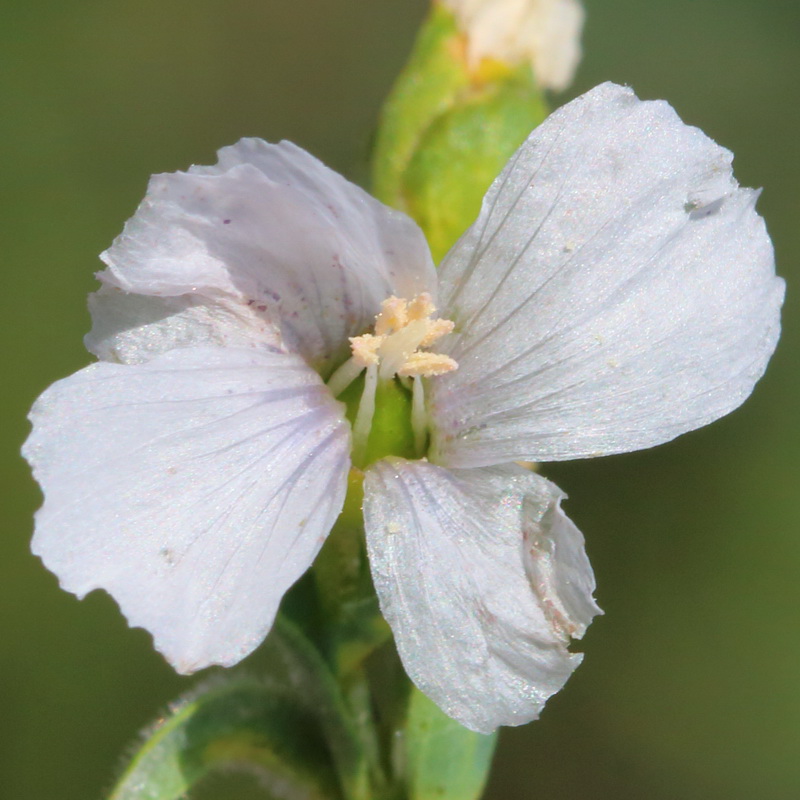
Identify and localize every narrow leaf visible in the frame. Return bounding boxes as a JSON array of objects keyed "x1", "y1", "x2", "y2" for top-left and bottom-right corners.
[
  {"x1": 109, "y1": 675, "x2": 338, "y2": 800},
  {"x1": 109, "y1": 618, "x2": 371, "y2": 800}
]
